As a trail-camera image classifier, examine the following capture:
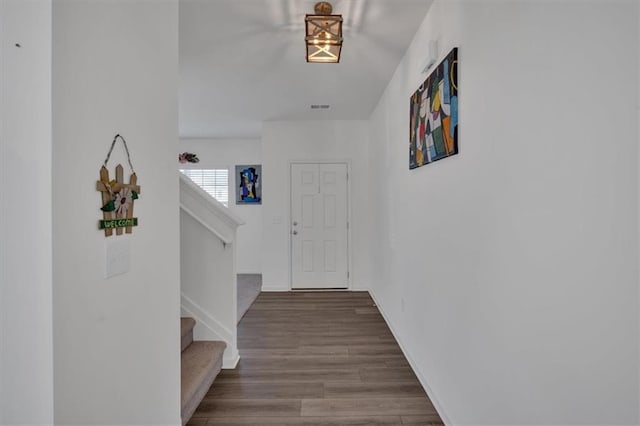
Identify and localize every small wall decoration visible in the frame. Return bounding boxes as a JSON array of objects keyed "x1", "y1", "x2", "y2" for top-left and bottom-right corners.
[
  {"x1": 96, "y1": 134, "x2": 141, "y2": 236},
  {"x1": 235, "y1": 165, "x2": 262, "y2": 205},
  {"x1": 178, "y1": 152, "x2": 200, "y2": 164},
  {"x1": 410, "y1": 47, "x2": 458, "y2": 169}
]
